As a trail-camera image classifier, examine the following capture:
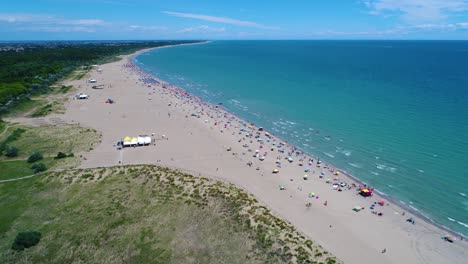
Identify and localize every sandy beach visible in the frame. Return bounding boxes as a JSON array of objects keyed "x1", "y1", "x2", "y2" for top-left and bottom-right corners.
[{"x1": 45, "y1": 45, "x2": 468, "y2": 264}]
